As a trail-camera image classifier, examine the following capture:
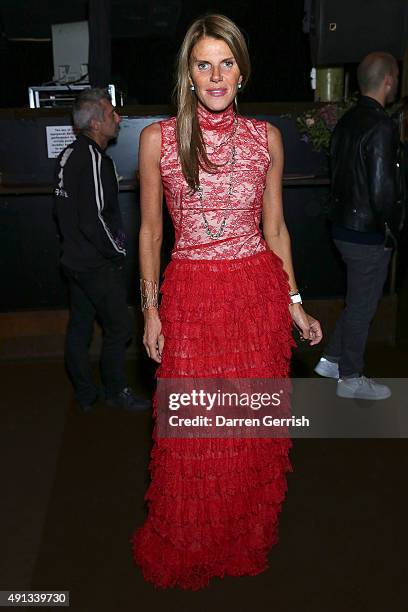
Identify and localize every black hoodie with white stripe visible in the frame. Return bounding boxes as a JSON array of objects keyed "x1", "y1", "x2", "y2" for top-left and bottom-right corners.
[{"x1": 54, "y1": 133, "x2": 126, "y2": 271}]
